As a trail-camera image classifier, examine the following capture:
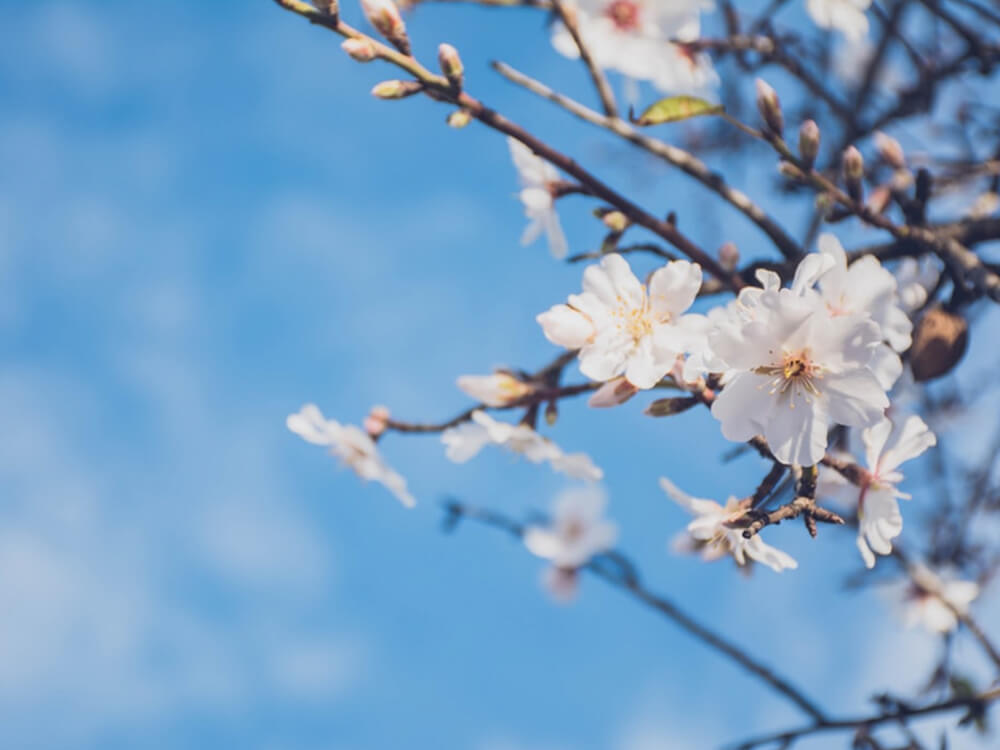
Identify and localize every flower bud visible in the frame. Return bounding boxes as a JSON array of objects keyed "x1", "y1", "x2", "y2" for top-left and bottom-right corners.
[
  {"x1": 588, "y1": 377, "x2": 638, "y2": 408},
  {"x1": 644, "y1": 396, "x2": 699, "y2": 417},
  {"x1": 718, "y1": 241, "x2": 739, "y2": 271},
  {"x1": 342, "y1": 37, "x2": 377, "y2": 62},
  {"x1": 360, "y1": 0, "x2": 411, "y2": 54},
  {"x1": 874, "y1": 132, "x2": 905, "y2": 170},
  {"x1": 364, "y1": 405, "x2": 391, "y2": 437},
  {"x1": 457, "y1": 372, "x2": 533, "y2": 407},
  {"x1": 755, "y1": 78, "x2": 783, "y2": 136},
  {"x1": 798, "y1": 119, "x2": 820, "y2": 170},
  {"x1": 371, "y1": 79, "x2": 423, "y2": 99},
  {"x1": 446, "y1": 109, "x2": 472, "y2": 128},
  {"x1": 437, "y1": 43, "x2": 464, "y2": 88},
  {"x1": 544, "y1": 400, "x2": 558, "y2": 426},
  {"x1": 601, "y1": 210, "x2": 629, "y2": 233},
  {"x1": 842, "y1": 145, "x2": 864, "y2": 201}
]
